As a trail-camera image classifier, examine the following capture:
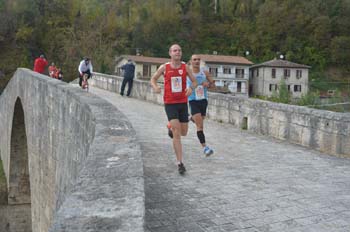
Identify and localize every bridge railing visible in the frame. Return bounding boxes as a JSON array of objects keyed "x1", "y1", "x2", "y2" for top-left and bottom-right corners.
[{"x1": 91, "y1": 72, "x2": 350, "y2": 157}]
